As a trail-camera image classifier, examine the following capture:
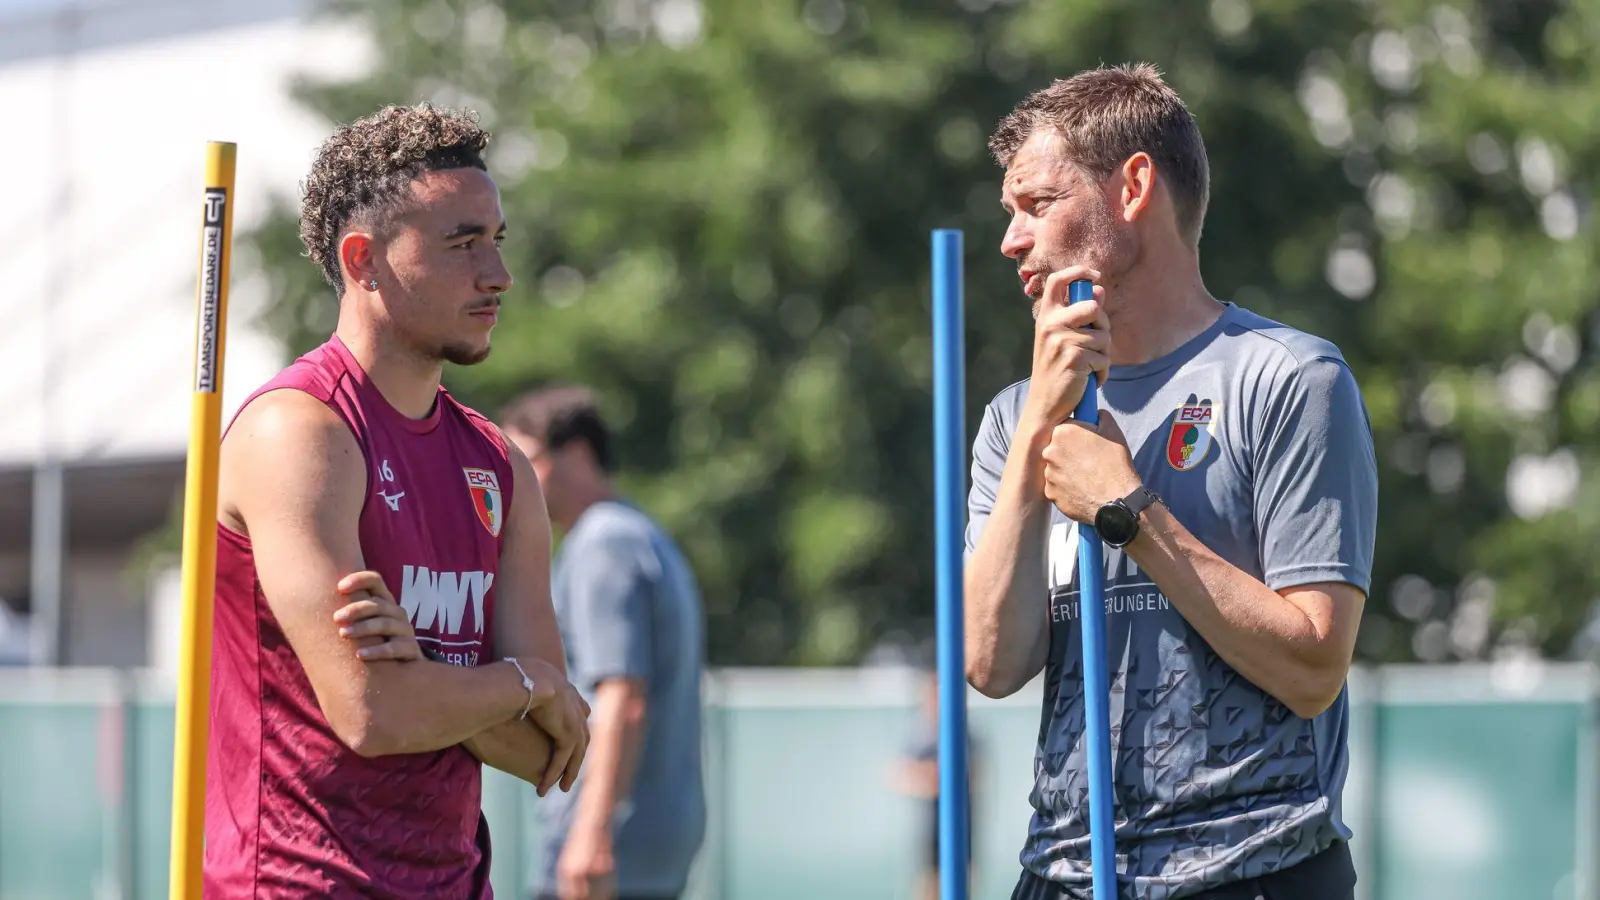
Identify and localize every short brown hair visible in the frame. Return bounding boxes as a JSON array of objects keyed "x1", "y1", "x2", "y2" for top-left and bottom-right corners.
[
  {"x1": 989, "y1": 63, "x2": 1210, "y2": 246},
  {"x1": 299, "y1": 103, "x2": 491, "y2": 291},
  {"x1": 500, "y1": 385, "x2": 616, "y2": 472}
]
